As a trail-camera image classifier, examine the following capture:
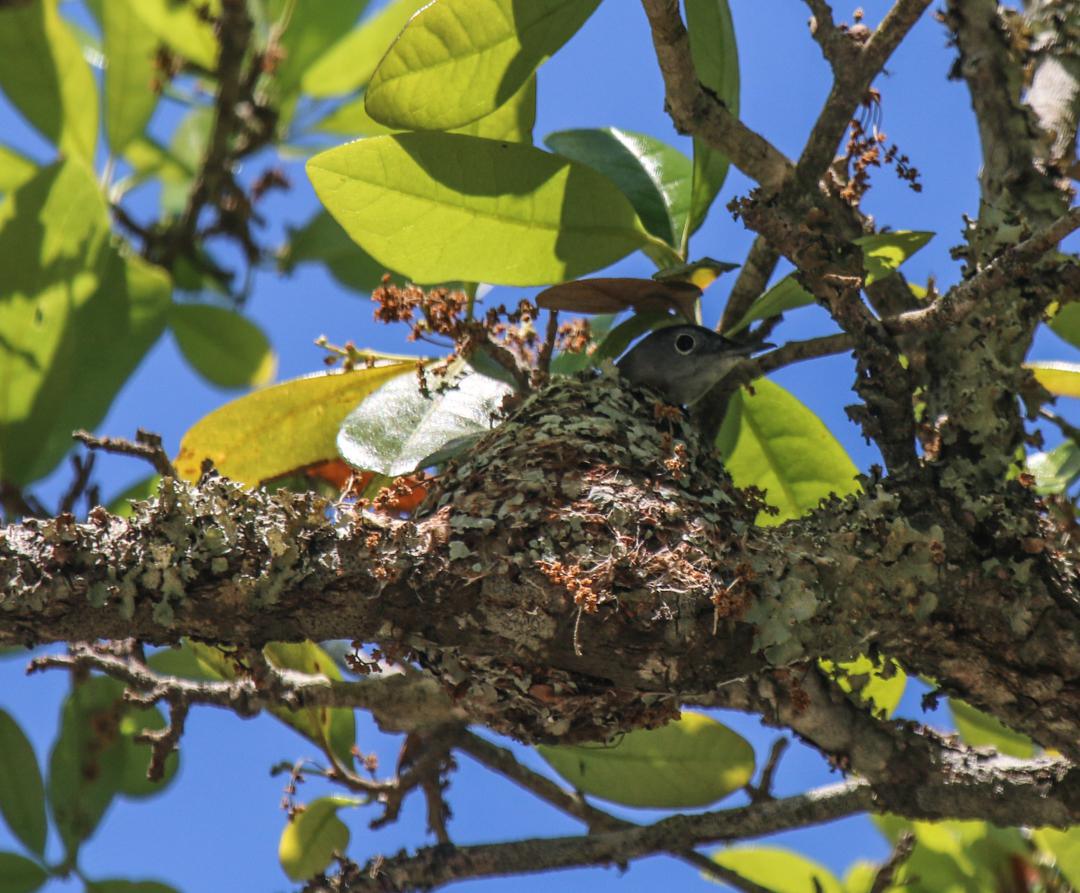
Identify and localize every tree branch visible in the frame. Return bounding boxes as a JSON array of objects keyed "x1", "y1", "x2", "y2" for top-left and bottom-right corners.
[
  {"x1": 312, "y1": 781, "x2": 877, "y2": 892},
  {"x1": 638, "y1": 0, "x2": 793, "y2": 190}
]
